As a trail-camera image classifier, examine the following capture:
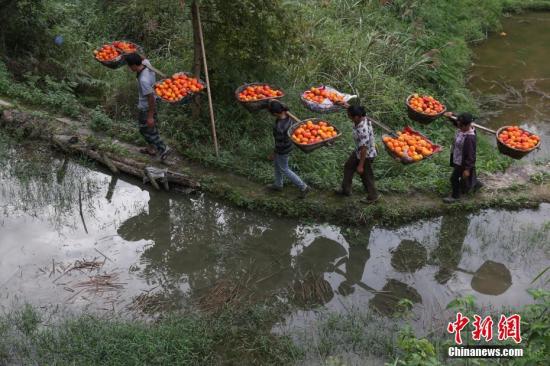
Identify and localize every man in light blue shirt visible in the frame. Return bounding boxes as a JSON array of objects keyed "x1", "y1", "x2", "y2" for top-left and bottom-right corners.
[{"x1": 125, "y1": 53, "x2": 170, "y2": 161}]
